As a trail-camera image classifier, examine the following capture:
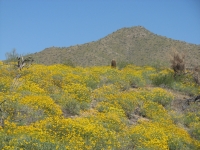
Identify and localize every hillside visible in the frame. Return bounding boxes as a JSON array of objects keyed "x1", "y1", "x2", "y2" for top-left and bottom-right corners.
[
  {"x1": 29, "y1": 26, "x2": 200, "y2": 67},
  {"x1": 0, "y1": 61, "x2": 200, "y2": 149}
]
